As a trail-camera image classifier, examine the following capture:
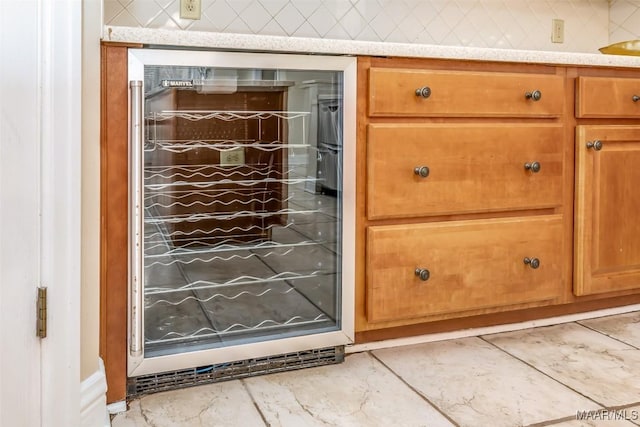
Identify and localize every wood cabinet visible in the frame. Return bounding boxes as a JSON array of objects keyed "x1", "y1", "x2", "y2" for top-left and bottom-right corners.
[
  {"x1": 369, "y1": 68, "x2": 564, "y2": 117},
  {"x1": 575, "y1": 76, "x2": 640, "y2": 118},
  {"x1": 574, "y1": 125, "x2": 640, "y2": 295},
  {"x1": 367, "y1": 215, "x2": 564, "y2": 322},
  {"x1": 573, "y1": 75, "x2": 640, "y2": 296},
  {"x1": 357, "y1": 61, "x2": 640, "y2": 340},
  {"x1": 367, "y1": 123, "x2": 564, "y2": 219},
  {"x1": 356, "y1": 58, "x2": 571, "y2": 334}
]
